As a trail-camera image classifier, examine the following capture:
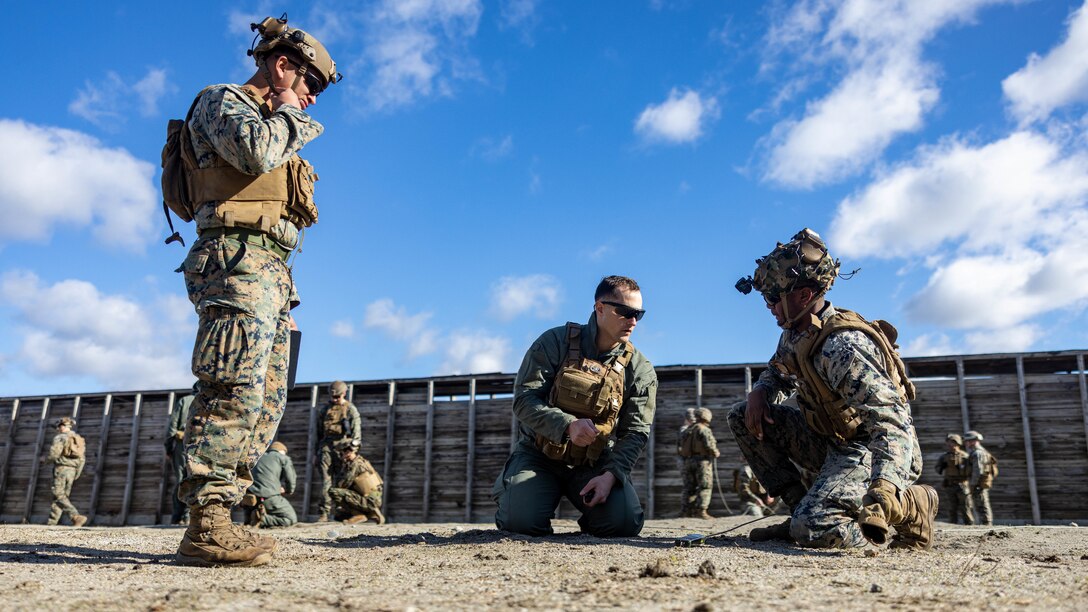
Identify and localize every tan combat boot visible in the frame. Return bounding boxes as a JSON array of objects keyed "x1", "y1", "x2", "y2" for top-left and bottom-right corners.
[
  {"x1": 176, "y1": 503, "x2": 271, "y2": 567},
  {"x1": 749, "y1": 518, "x2": 793, "y2": 542},
  {"x1": 370, "y1": 507, "x2": 386, "y2": 525},
  {"x1": 343, "y1": 514, "x2": 368, "y2": 525},
  {"x1": 72, "y1": 515, "x2": 88, "y2": 527},
  {"x1": 695, "y1": 509, "x2": 714, "y2": 520},
  {"x1": 889, "y1": 485, "x2": 939, "y2": 550}
]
